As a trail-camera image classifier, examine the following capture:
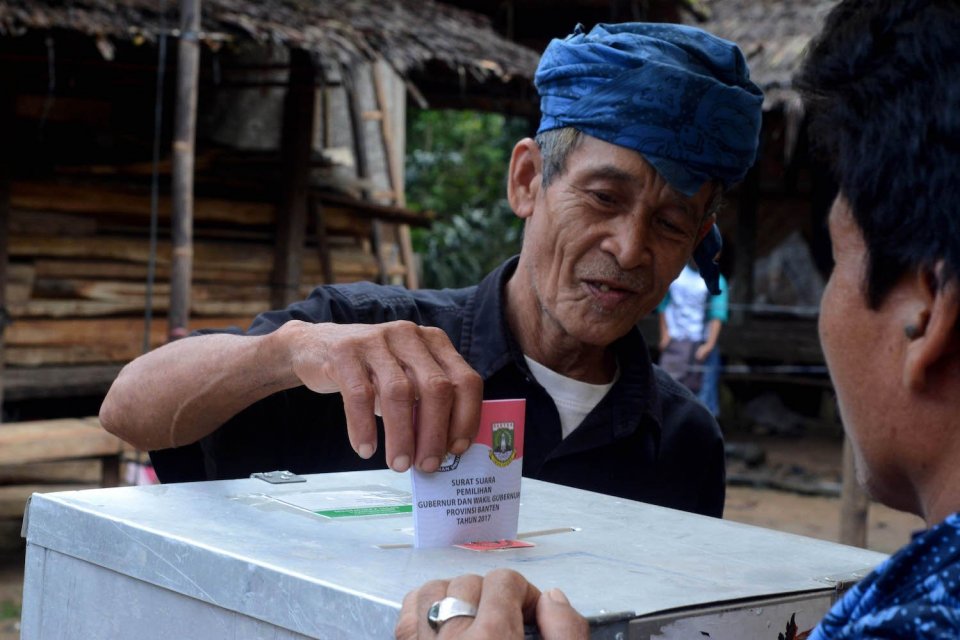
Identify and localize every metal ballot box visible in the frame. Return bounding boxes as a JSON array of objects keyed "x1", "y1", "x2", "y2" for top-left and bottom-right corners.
[{"x1": 20, "y1": 470, "x2": 886, "y2": 639}]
